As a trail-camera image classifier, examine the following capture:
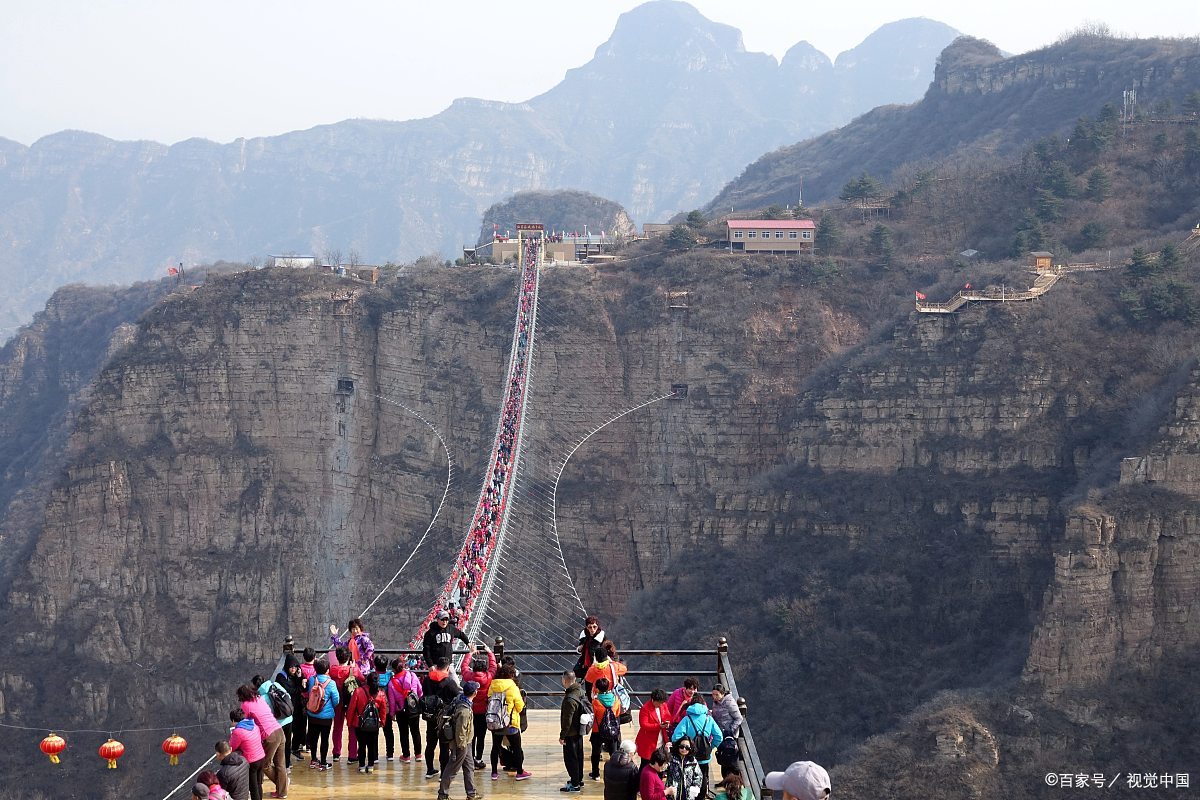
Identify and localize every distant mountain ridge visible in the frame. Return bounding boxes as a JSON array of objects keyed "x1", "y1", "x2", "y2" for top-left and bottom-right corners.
[
  {"x1": 0, "y1": 0, "x2": 959, "y2": 335},
  {"x1": 704, "y1": 34, "x2": 1200, "y2": 214}
]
